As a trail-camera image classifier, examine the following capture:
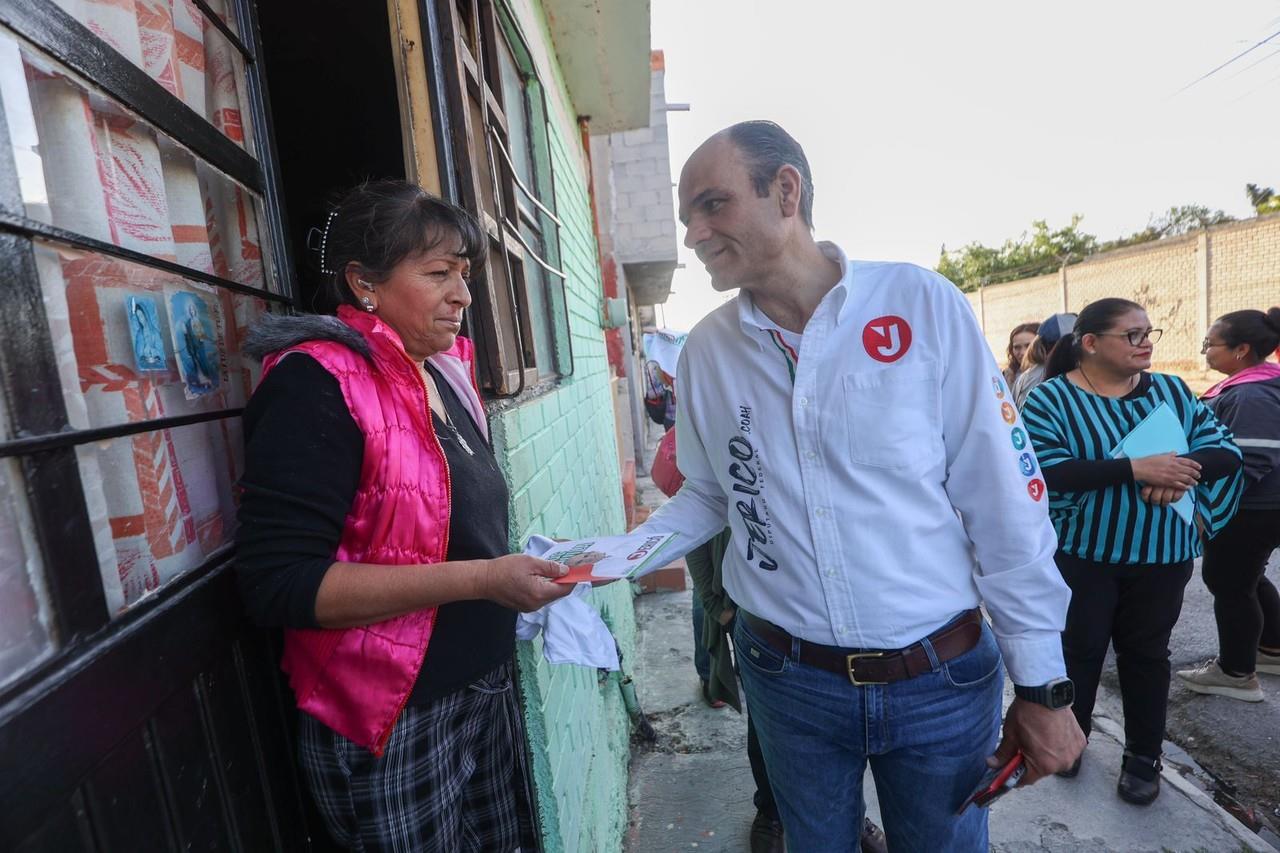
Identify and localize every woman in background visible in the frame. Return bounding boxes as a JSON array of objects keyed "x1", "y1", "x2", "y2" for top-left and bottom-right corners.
[
  {"x1": 1003, "y1": 321, "x2": 1038, "y2": 387},
  {"x1": 1177, "y1": 307, "x2": 1280, "y2": 702},
  {"x1": 1013, "y1": 313, "x2": 1076, "y2": 408},
  {"x1": 1022, "y1": 298, "x2": 1242, "y2": 806}
]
